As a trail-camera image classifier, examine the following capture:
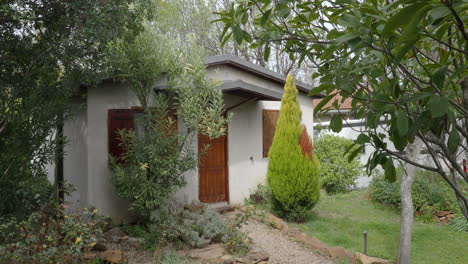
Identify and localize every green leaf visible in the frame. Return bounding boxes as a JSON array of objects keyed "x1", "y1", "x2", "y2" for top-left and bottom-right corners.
[
  {"x1": 260, "y1": 9, "x2": 272, "y2": 26},
  {"x1": 308, "y1": 83, "x2": 334, "y2": 96},
  {"x1": 314, "y1": 93, "x2": 335, "y2": 113},
  {"x1": 392, "y1": 5, "x2": 432, "y2": 63},
  {"x1": 384, "y1": 159, "x2": 396, "y2": 182},
  {"x1": 448, "y1": 125, "x2": 460, "y2": 153},
  {"x1": 337, "y1": 14, "x2": 358, "y2": 27},
  {"x1": 329, "y1": 114, "x2": 343, "y2": 133},
  {"x1": 335, "y1": 32, "x2": 360, "y2": 44},
  {"x1": 383, "y1": 2, "x2": 428, "y2": 37},
  {"x1": 347, "y1": 145, "x2": 363, "y2": 163},
  {"x1": 356, "y1": 133, "x2": 371, "y2": 144},
  {"x1": 396, "y1": 110, "x2": 409, "y2": 136},
  {"x1": 432, "y1": 65, "x2": 448, "y2": 89},
  {"x1": 428, "y1": 96, "x2": 448, "y2": 118},
  {"x1": 264, "y1": 45, "x2": 271, "y2": 62},
  {"x1": 344, "y1": 142, "x2": 358, "y2": 155},
  {"x1": 232, "y1": 25, "x2": 243, "y2": 45},
  {"x1": 428, "y1": 6, "x2": 451, "y2": 24}
]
